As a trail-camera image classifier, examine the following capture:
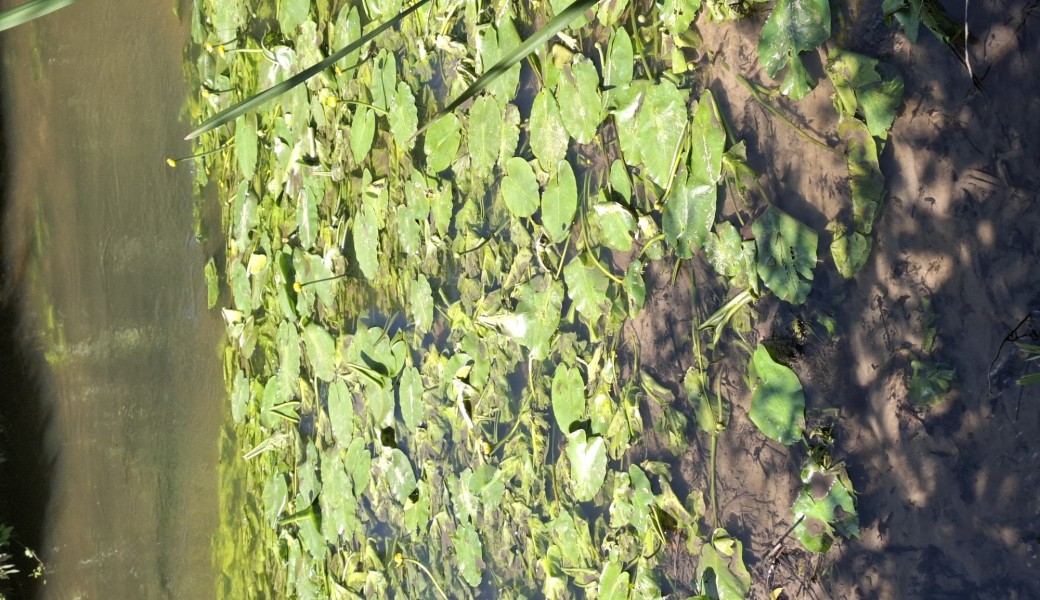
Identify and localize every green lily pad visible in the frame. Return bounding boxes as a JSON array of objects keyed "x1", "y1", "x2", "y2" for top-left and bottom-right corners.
[
  {"x1": 757, "y1": 0, "x2": 831, "y2": 99},
  {"x1": 792, "y1": 463, "x2": 860, "y2": 553},
  {"x1": 565, "y1": 429, "x2": 607, "y2": 501},
  {"x1": 352, "y1": 198, "x2": 379, "y2": 280},
  {"x1": 605, "y1": 27, "x2": 633, "y2": 87},
  {"x1": 748, "y1": 344, "x2": 805, "y2": 445},
  {"x1": 597, "y1": 0, "x2": 631, "y2": 25},
  {"x1": 663, "y1": 168, "x2": 717, "y2": 258},
  {"x1": 624, "y1": 260, "x2": 646, "y2": 317},
  {"x1": 410, "y1": 274, "x2": 434, "y2": 335},
  {"x1": 564, "y1": 253, "x2": 610, "y2": 324},
  {"x1": 389, "y1": 81, "x2": 418, "y2": 151},
  {"x1": 598, "y1": 561, "x2": 630, "y2": 600},
  {"x1": 841, "y1": 118, "x2": 885, "y2": 234},
  {"x1": 327, "y1": 378, "x2": 354, "y2": 444},
  {"x1": 552, "y1": 364, "x2": 586, "y2": 433},
  {"x1": 541, "y1": 160, "x2": 577, "y2": 243},
  {"x1": 303, "y1": 323, "x2": 337, "y2": 382},
  {"x1": 349, "y1": 104, "x2": 375, "y2": 165},
  {"x1": 752, "y1": 205, "x2": 817, "y2": 305},
  {"x1": 500, "y1": 157, "x2": 540, "y2": 218},
  {"x1": 530, "y1": 88, "x2": 569, "y2": 172},
  {"x1": 385, "y1": 448, "x2": 417, "y2": 504},
  {"x1": 467, "y1": 95, "x2": 503, "y2": 176},
  {"x1": 262, "y1": 472, "x2": 288, "y2": 527},
  {"x1": 557, "y1": 56, "x2": 604, "y2": 145},
  {"x1": 423, "y1": 113, "x2": 462, "y2": 172},
  {"x1": 277, "y1": 0, "x2": 309, "y2": 33},
  {"x1": 614, "y1": 80, "x2": 689, "y2": 188},
  {"x1": 697, "y1": 529, "x2": 752, "y2": 600},
  {"x1": 515, "y1": 279, "x2": 564, "y2": 360},
  {"x1": 399, "y1": 365, "x2": 424, "y2": 433},
  {"x1": 828, "y1": 220, "x2": 872, "y2": 279},
  {"x1": 453, "y1": 522, "x2": 484, "y2": 587},
  {"x1": 370, "y1": 50, "x2": 397, "y2": 113},
  {"x1": 690, "y1": 90, "x2": 726, "y2": 185},
  {"x1": 589, "y1": 200, "x2": 636, "y2": 251}
]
